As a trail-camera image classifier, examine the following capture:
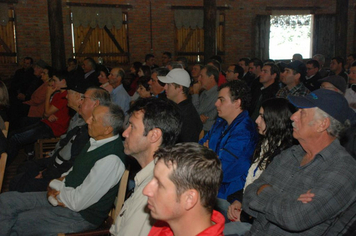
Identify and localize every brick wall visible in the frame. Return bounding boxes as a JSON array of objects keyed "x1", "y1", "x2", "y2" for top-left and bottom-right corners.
[{"x1": 0, "y1": 0, "x2": 355, "y2": 81}]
